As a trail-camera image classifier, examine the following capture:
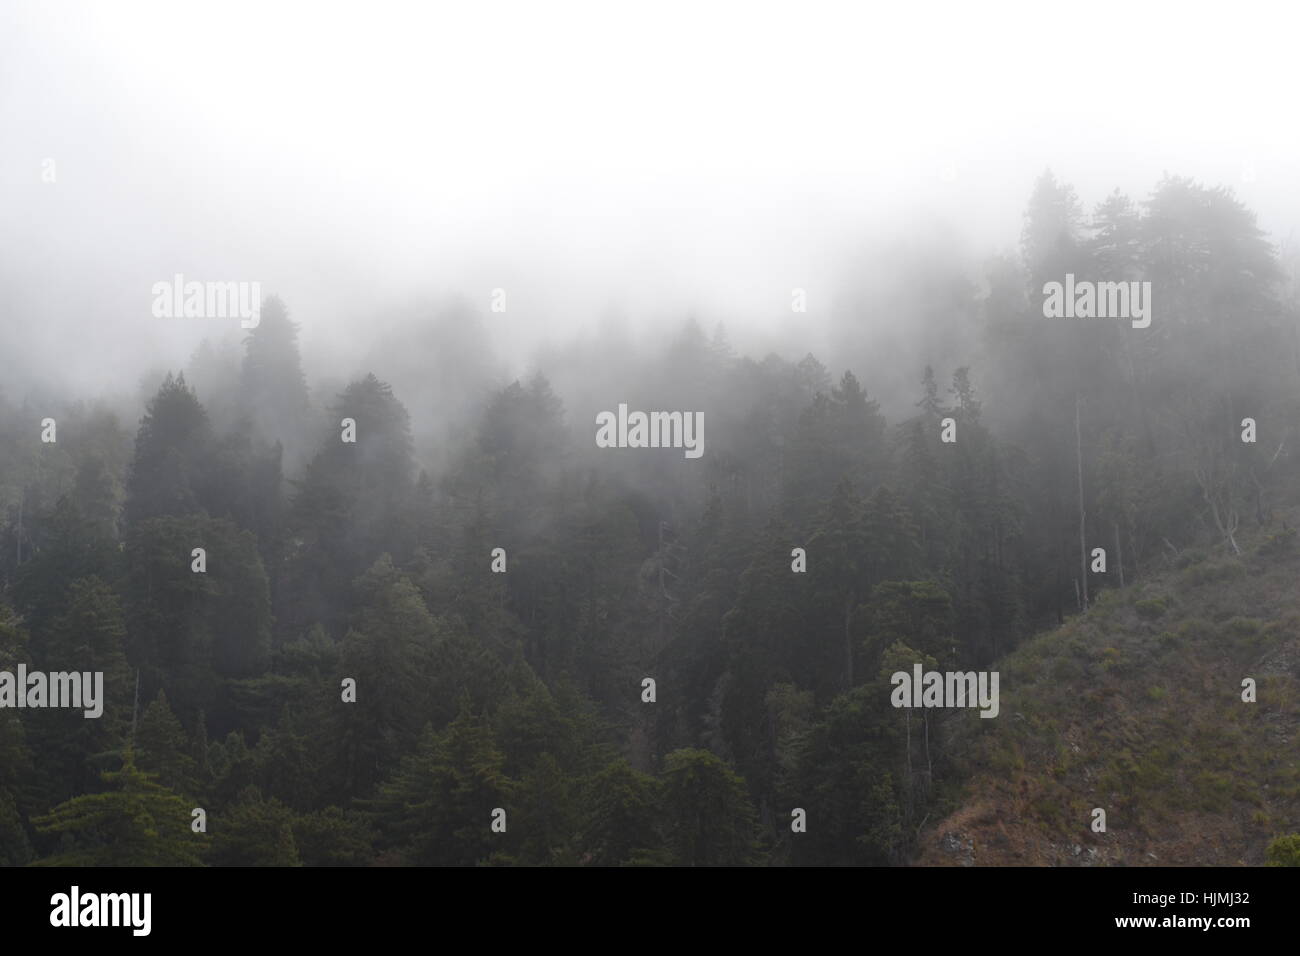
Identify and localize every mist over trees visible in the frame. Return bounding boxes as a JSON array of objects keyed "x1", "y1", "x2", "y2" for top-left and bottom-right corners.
[{"x1": 1, "y1": 171, "x2": 1298, "y2": 866}]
